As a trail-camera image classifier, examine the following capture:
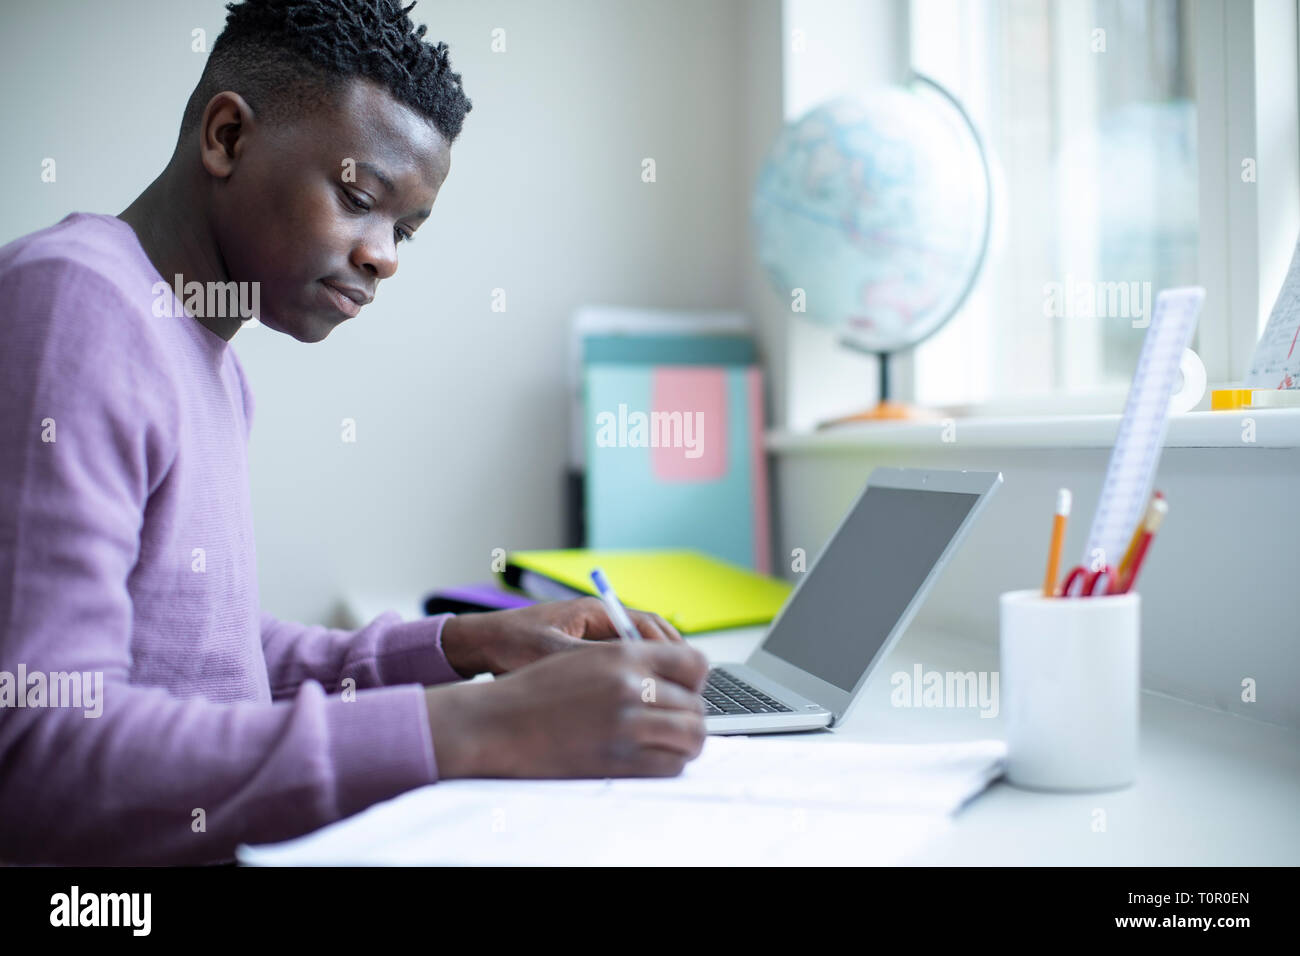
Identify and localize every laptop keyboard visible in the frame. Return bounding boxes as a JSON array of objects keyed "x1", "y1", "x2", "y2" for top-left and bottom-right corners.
[{"x1": 702, "y1": 668, "x2": 794, "y2": 716}]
